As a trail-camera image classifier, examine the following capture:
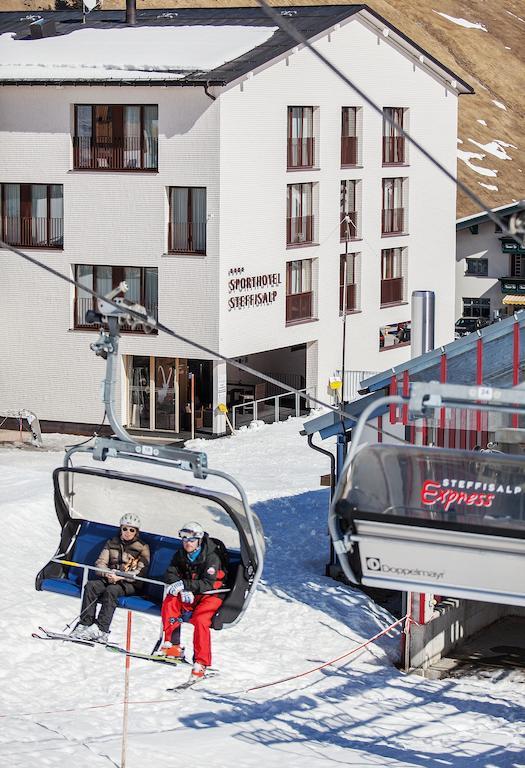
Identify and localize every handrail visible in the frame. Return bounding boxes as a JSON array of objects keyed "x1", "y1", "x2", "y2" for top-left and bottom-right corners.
[
  {"x1": 230, "y1": 386, "x2": 316, "y2": 429},
  {"x1": 52, "y1": 558, "x2": 230, "y2": 594}
]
